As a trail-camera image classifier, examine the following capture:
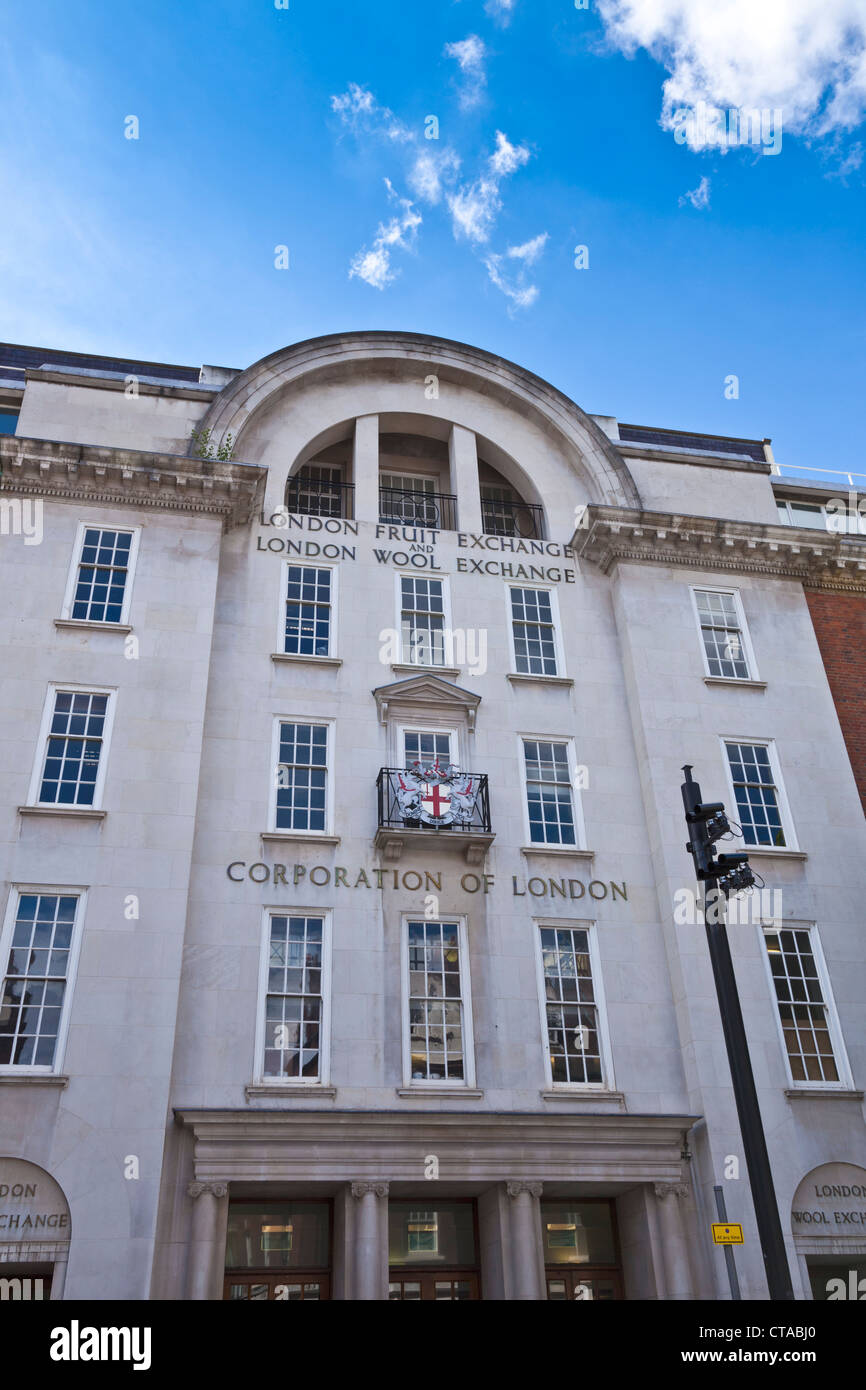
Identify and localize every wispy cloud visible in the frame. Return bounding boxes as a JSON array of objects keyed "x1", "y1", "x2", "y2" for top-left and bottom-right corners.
[
  {"x1": 447, "y1": 132, "x2": 531, "y2": 243},
  {"x1": 679, "y1": 175, "x2": 711, "y2": 208},
  {"x1": 485, "y1": 238, "x2": 547, "y2": 312},
  {"x1": 485, "y1": 0, "x2": 517, "y2": 26},
  {"x1": 349, "y1": 180, "x2": 422, "y2": 289},
  {"x1": 331, "y1": 82, "x2": 543, "y2": 309},
  {"x1": 444, "y1": 34, "x2": 489, "y2": 111},
  {"x1": 330, "y1": 83, "x2": 413, "y2": 142},
  {"x1": 596, "y1": 0, "x2": 866, "y2": 145}
]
